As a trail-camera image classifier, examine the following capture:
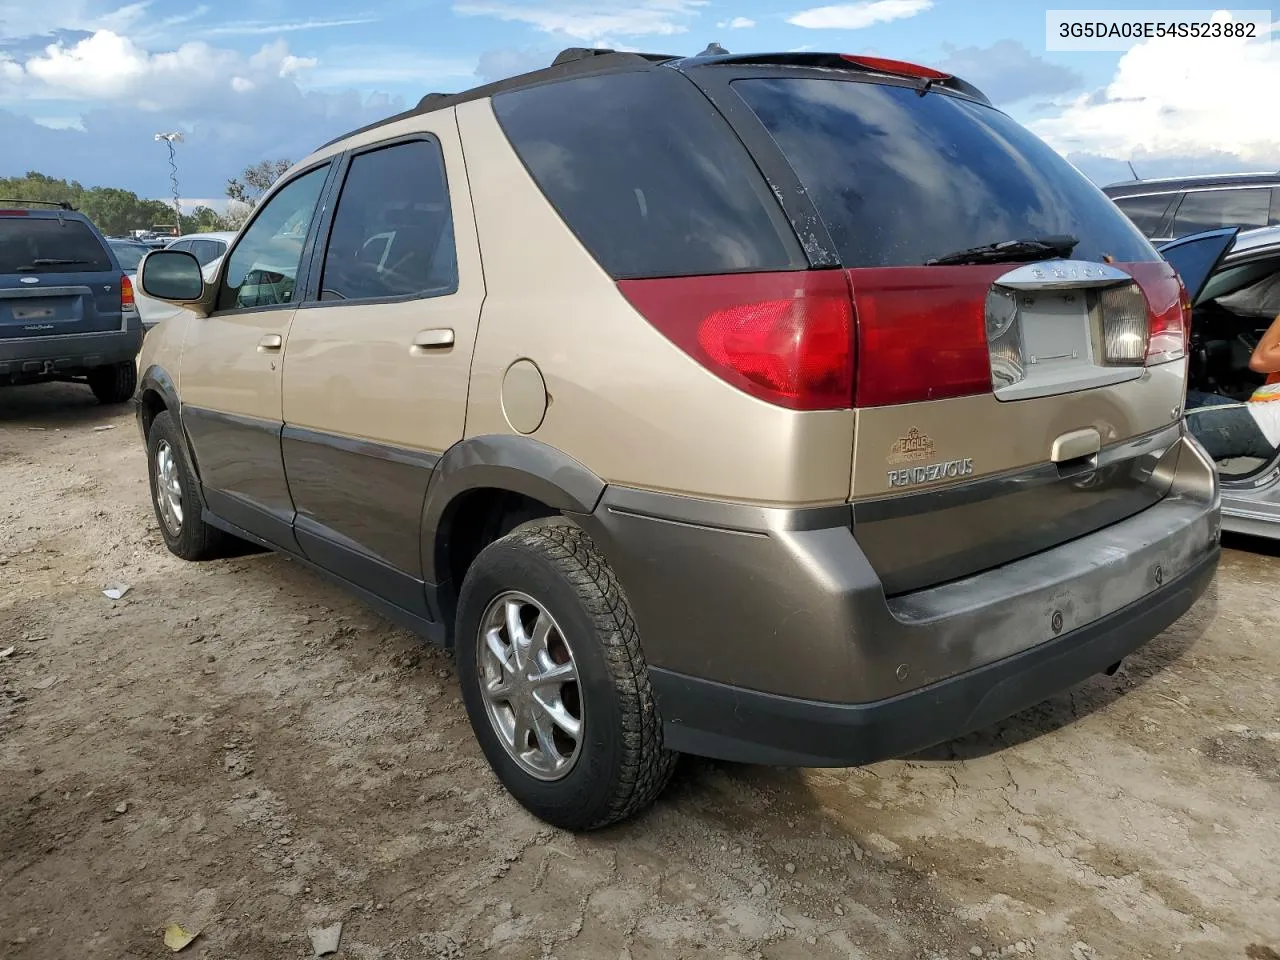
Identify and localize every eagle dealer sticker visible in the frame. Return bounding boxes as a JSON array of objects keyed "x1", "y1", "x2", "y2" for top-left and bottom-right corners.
[{"x1": 886, "y1": 428, "x2": 974, "y2": 488}]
